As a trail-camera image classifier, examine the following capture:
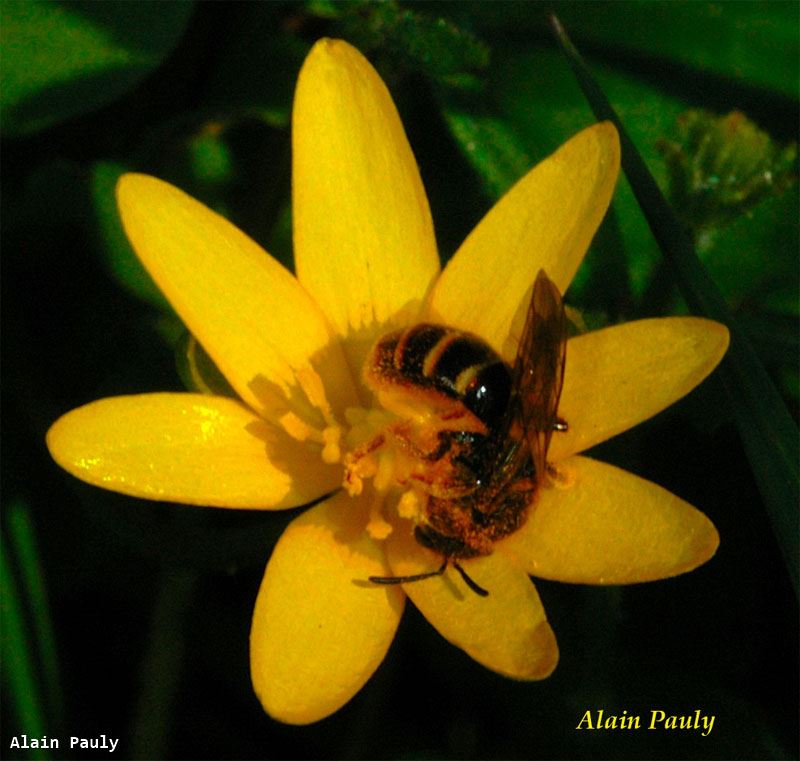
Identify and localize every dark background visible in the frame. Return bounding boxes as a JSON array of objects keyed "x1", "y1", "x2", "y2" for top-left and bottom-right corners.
[{"x1": 3, "y1": 2, "x2": 798, "y2": 759}]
